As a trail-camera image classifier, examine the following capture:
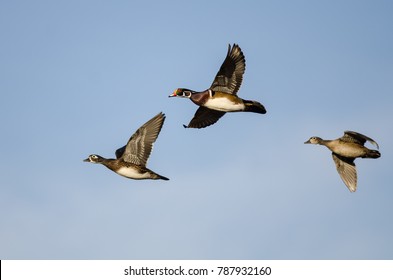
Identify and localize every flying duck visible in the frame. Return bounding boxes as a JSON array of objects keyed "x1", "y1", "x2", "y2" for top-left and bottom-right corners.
[
  {"x1": 84, "y1": 112, "x2": 169, "y2": 180},
  {"x1": 169, "y1": 44, "x2": 266, "y2": 128},
  {"x1": 305, "y1": 130, "x2": 380, "y2": 192}
]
